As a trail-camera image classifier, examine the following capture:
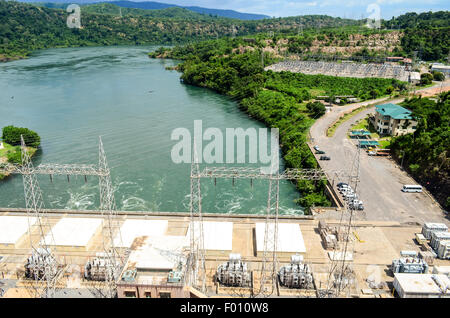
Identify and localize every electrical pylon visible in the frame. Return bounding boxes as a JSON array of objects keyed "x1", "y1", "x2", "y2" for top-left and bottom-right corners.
[
  {"x1": 20, "y1": 136, "x2": 60, "y2": 298},
  {"x1": 259, "y1": 163, "x2": 280, "y2": 297},
  {"x1": 324, "y1": 145, "x2": 361, "y2": 298},
  {"x1": 188, "y1": 141, "x2": 206, "y2": 293},
  {"x1": 98, "y1": 136, "x2": 123, "y2": 298},
  {"x1": 0, "y1": 137, "x2": 124, "y2": 298},
  {"x1": 190, "y1": 165, "x2": 351, "y2": 297}
]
